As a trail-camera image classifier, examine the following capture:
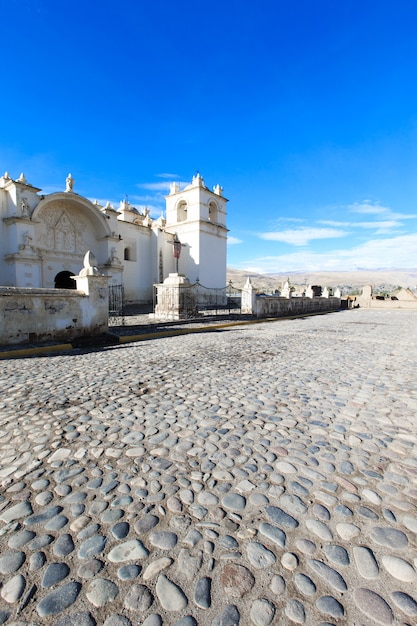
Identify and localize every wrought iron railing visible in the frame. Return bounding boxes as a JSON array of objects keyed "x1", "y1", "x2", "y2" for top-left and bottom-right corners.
[
  {"x1": 108, "y1": 284, "x2": 125, "y2": 326},
  {"x1": 153, "y1": 280, "x2": 242, "y2": 317}
]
